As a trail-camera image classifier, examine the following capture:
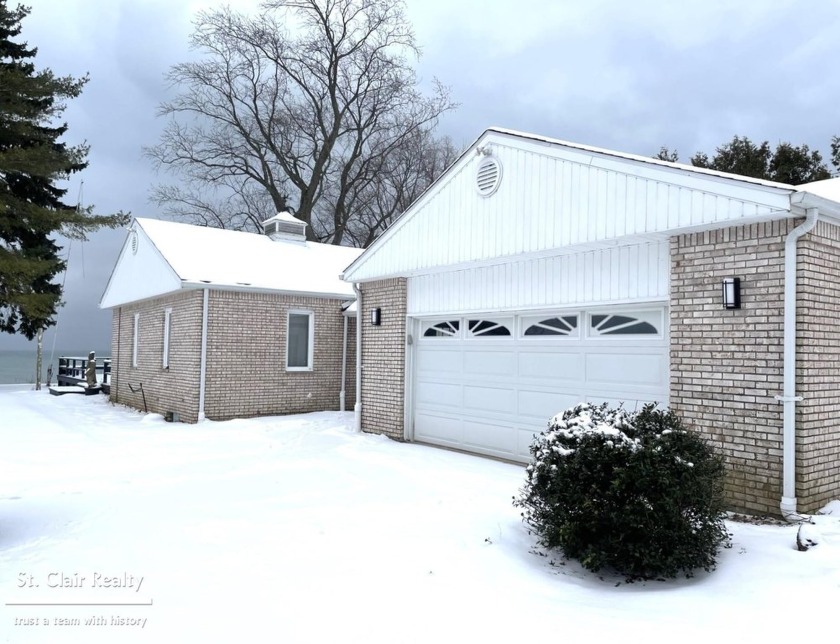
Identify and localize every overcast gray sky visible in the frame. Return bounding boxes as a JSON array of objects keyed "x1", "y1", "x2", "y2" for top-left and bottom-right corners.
[{"x1": 3, "y1": 0, "x2": 839, "y2": 352}]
